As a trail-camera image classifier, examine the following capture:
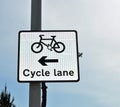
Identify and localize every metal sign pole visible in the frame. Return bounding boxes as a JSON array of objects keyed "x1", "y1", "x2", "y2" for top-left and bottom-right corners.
[{"x1": 29, "y1": 0, "x2": 42, "y2": 107}]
